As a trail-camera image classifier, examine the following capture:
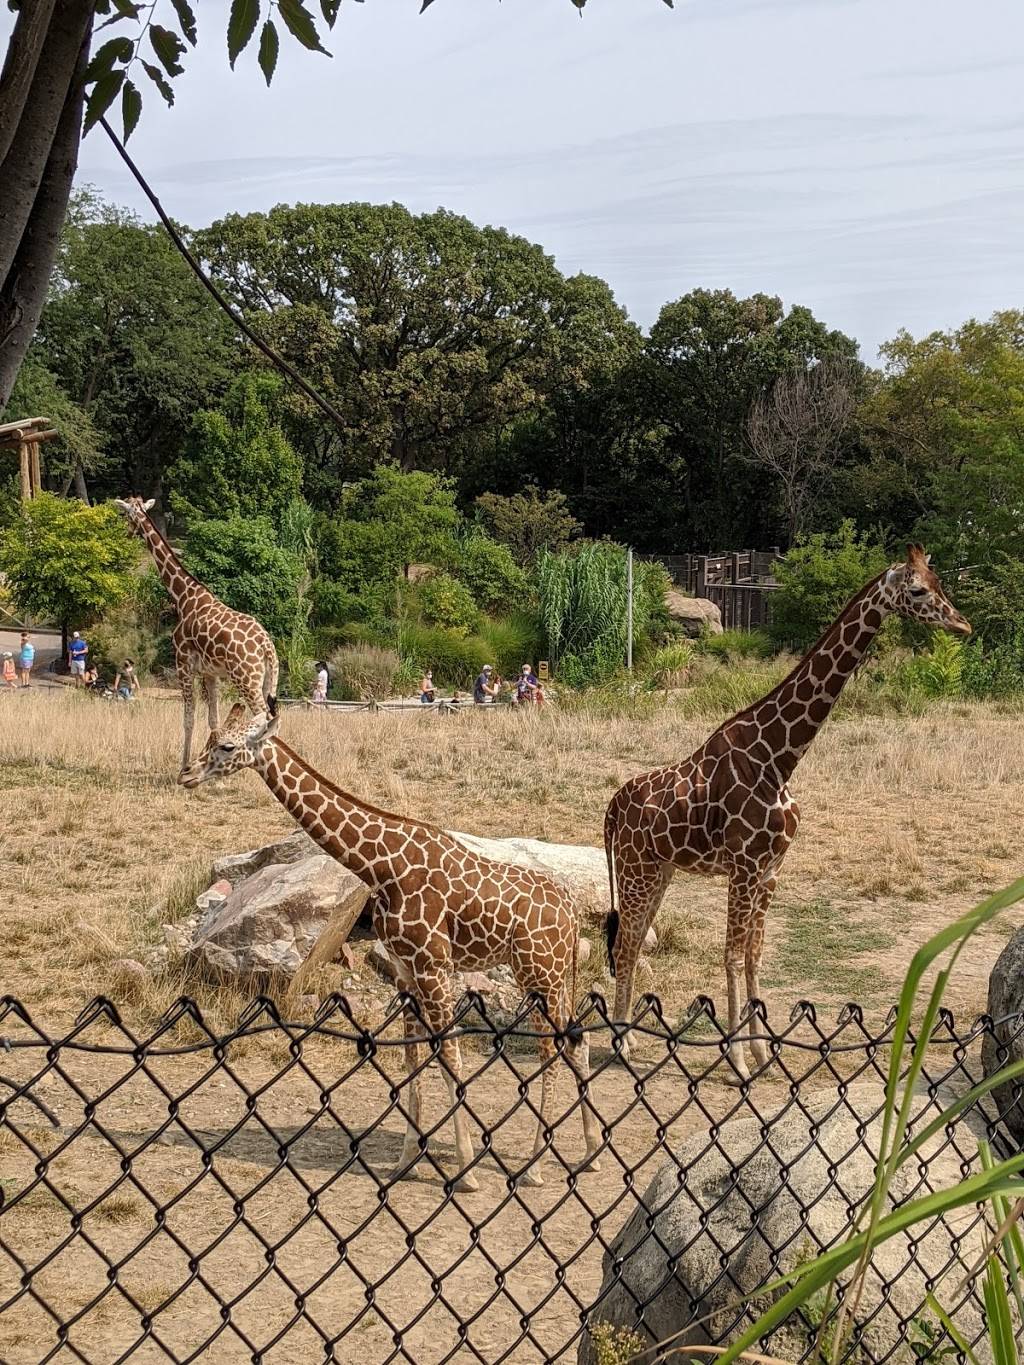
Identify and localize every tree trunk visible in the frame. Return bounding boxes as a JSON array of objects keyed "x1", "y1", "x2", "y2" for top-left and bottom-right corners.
[
  {"x1": 72, "y1": 456, "x2": 89, "y2": 503},
  {"x1": 0, "y1": 0, "x2": 59, "y2": 168},
  {"x1": 60, "y1": 617, "x2": 68, "y2": 672},
  {"x1": 0, "y1": 2, "x2": 92, "y2": 289},
  {"x1": 0, "y1": 16, "x2": 90, "y2": 408}
]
